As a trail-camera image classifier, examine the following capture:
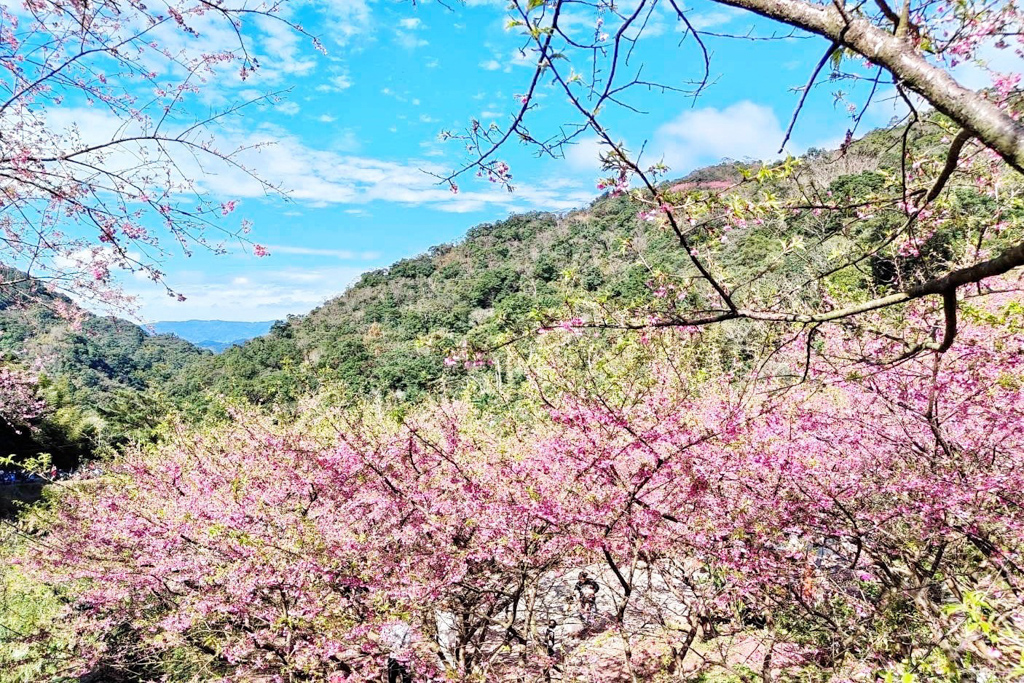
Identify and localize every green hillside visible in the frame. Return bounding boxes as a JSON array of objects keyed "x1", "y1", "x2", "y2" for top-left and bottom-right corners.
[
  {"x1": 170, "y1": 120, "x2": 1009, "y2": 407},
  {"x1": 0, "y1": 272, "x2": 210, "y2": 466},
  {"x1": 177, "y1": 202, "x2": 692, "y2": 404}
]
